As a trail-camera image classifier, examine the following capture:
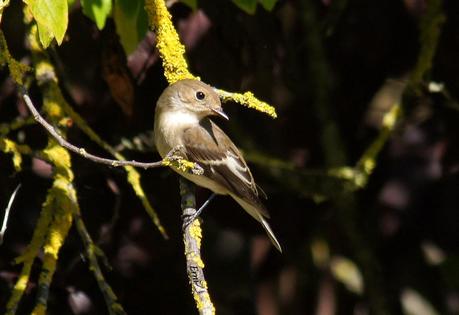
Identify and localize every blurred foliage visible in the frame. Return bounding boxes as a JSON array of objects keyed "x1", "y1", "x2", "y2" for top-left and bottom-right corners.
[
  {"x1": 1, "y1": 0, "x2": 459, "y2": 314},
  {"x1": 113, "y1": 0, "x2": 148, "y2": 54},
  {"x1": 232, "y1": 0, "x2": 278, "y2": 14}
]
